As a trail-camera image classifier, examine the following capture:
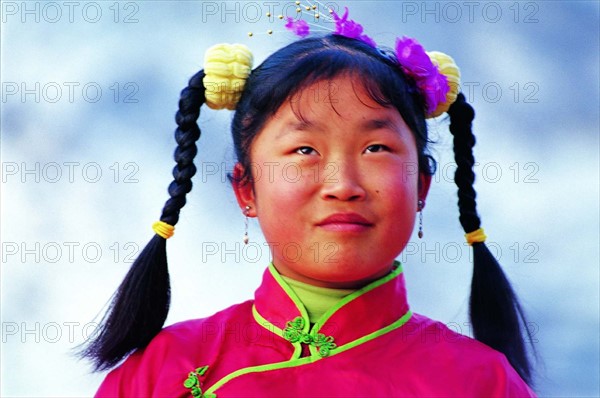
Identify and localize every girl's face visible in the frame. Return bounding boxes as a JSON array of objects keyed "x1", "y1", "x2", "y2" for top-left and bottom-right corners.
[{"x1": 234, "y1": 76, "x2": 430, "y2": 288}]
